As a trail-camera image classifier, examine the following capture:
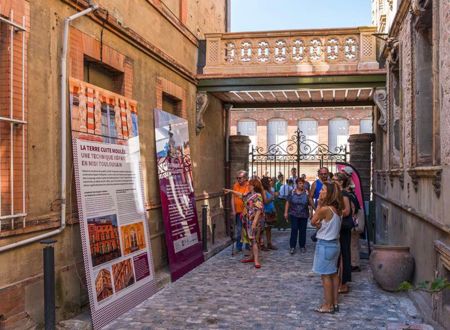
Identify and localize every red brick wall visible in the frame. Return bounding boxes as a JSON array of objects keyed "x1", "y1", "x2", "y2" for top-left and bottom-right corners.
[
  {"x1": 230, "y1": 107, "x2": 372, "y2": 147},
  {"x1": 0, "y1": 0, "x2": 30, "y2": 221},
  {"x1": 69, "y1": 27, "x2": 133, "y2": 98},
  {"x1": 156, "y1": 77, "x2": 187, "y2": 118}
]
